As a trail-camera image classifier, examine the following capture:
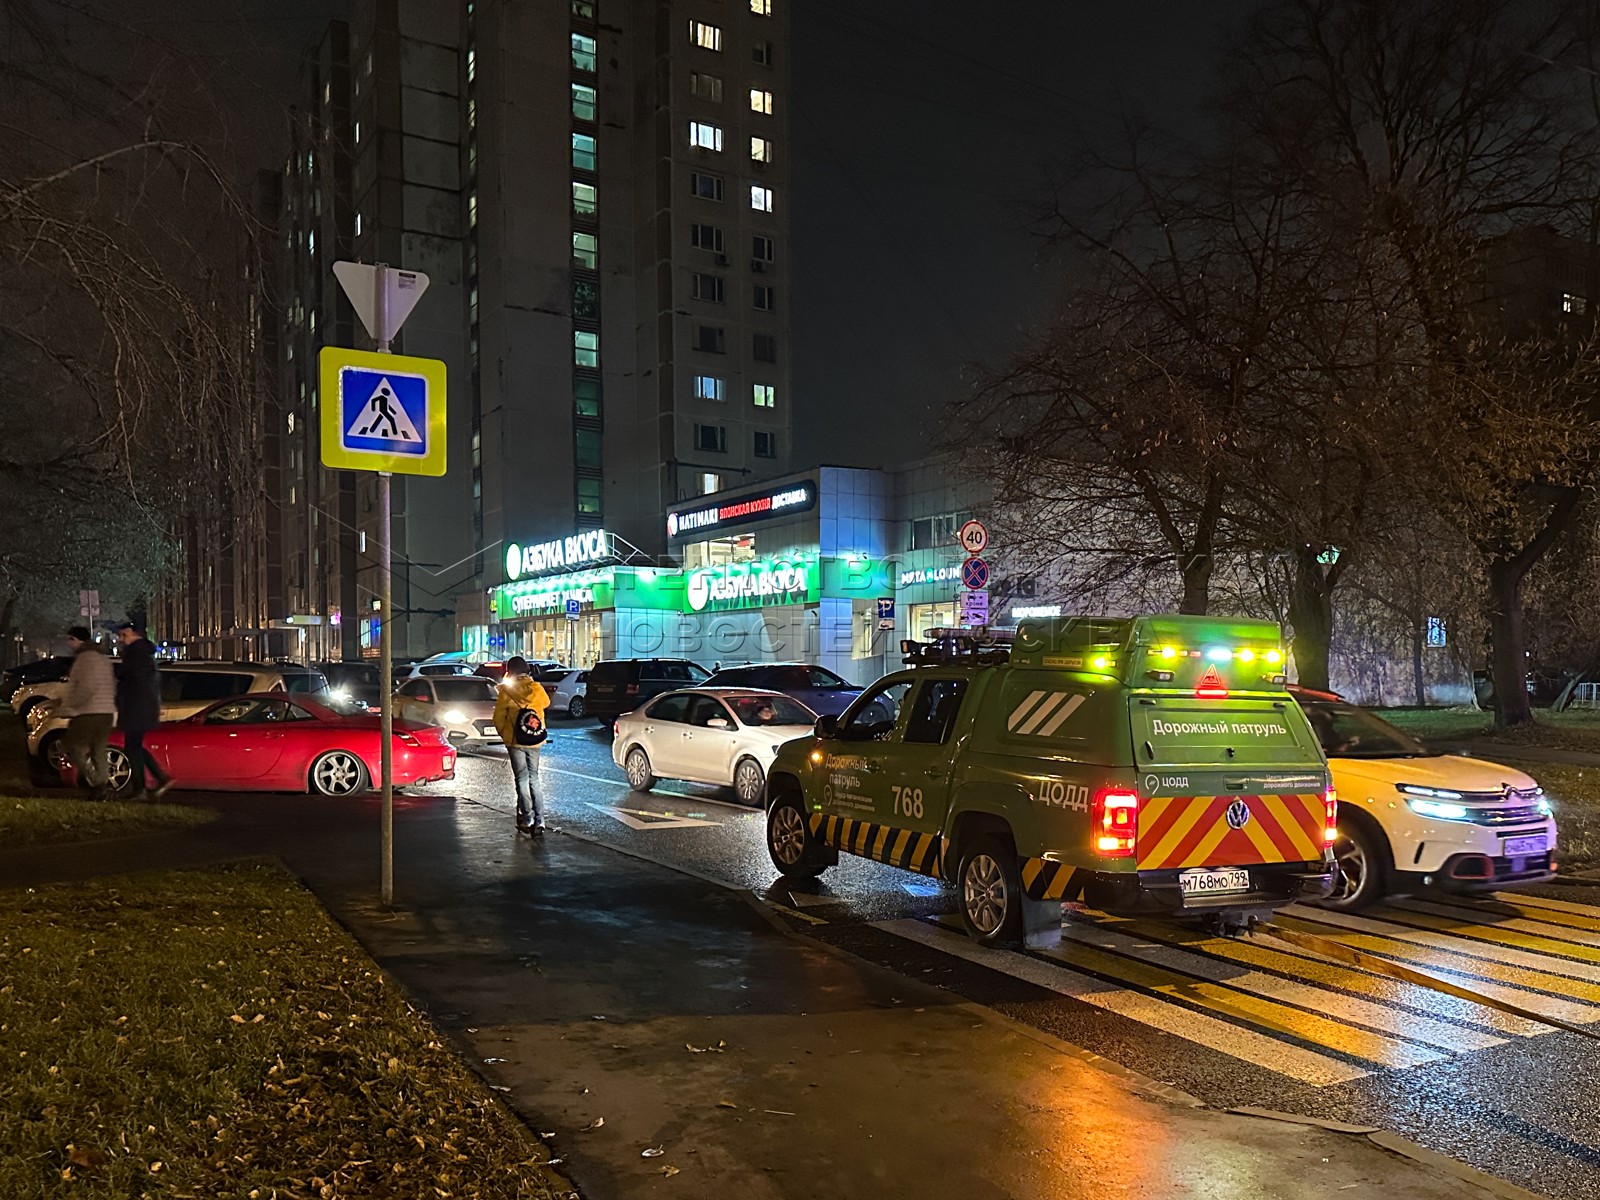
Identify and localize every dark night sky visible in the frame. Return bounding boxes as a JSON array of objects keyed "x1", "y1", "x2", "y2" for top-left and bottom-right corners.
[{"x1": 136, "y1": 0, "x2": 1261, "y2": 474}]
